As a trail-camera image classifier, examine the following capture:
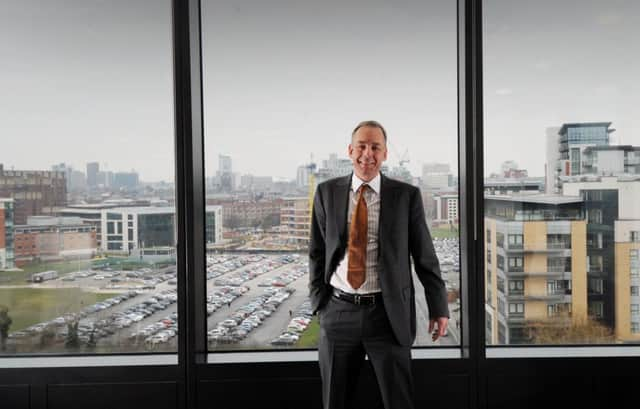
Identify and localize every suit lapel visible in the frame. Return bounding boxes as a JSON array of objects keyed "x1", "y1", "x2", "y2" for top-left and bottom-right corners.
[
  {"x1": 333, "y1": 174, "x2": 351, "y2": 248},
  {"x1": 378, "y1": 173, "x2": 398, "y2": 258}
]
